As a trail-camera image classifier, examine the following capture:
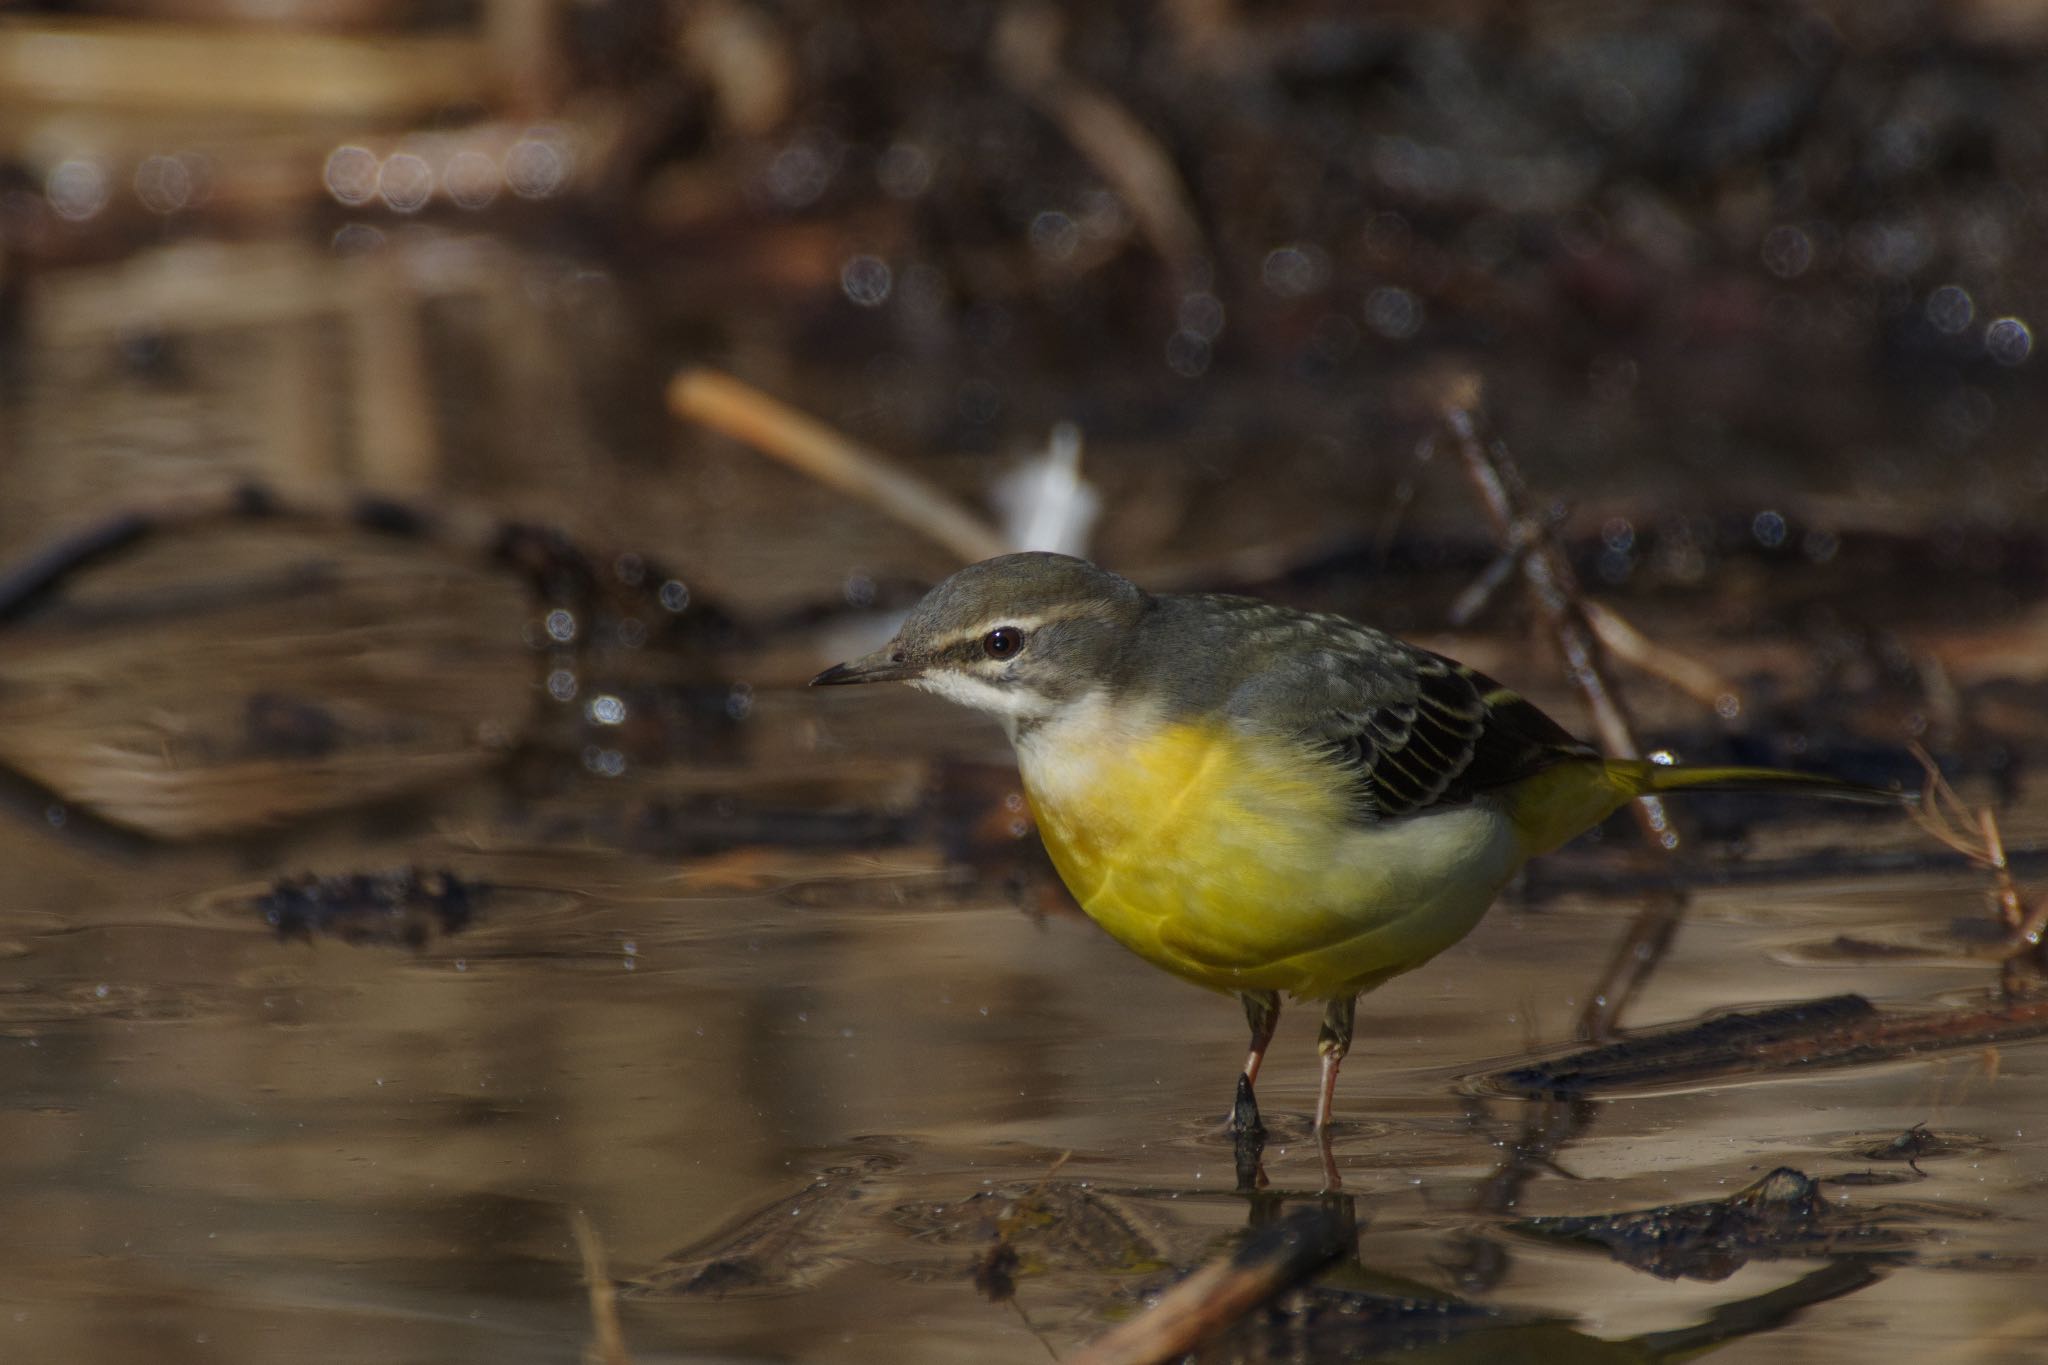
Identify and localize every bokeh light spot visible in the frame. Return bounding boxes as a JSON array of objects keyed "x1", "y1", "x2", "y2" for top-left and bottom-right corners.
[
  {"x1": 324, "y1": 146, "x2": 379, "y2": 206},
  {"x1": 46, "y1": 159, "x2": 109, "y2": 222},
  {"x1": 1262, "y1": 244, "x2": 1331, "y2": 298},
  {"x1": 1028, "y1": 210, "x2": 1079, "y2": 262},
  {"x1": 1164, "y1": 329, "x2": 1211, "y2": 378},
  {"x1": 1926, "y1": 284, "x2": 1974, "y2": 335},
  {"x1": 1364, "y1": 286, "x2": 1423, "y2": 340},
  {"x1": 505, "y1": 132, "x2": 571, "y2": 200},
  {"x1": 877, "y1": 142, "x2": 932, "y2": 199},
  {"x1": 1986, "y1": 316, "x2": 2033, "y2": 367},
  {"x1": 134, "y1": 155, "x2": 194, "y2": 214},
  {"x1": 377, "y1": 153, "x2": 434, "y2": 213},
  {"x1": 841, "y1": 254, "x2": 893, "y2": 307},
  {"x1": 1760, "y1": 224, "x2": 1812, "y2": 279},
  {"x1": 445, "y1": 150, "x2": 501, "y2": 210}
]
